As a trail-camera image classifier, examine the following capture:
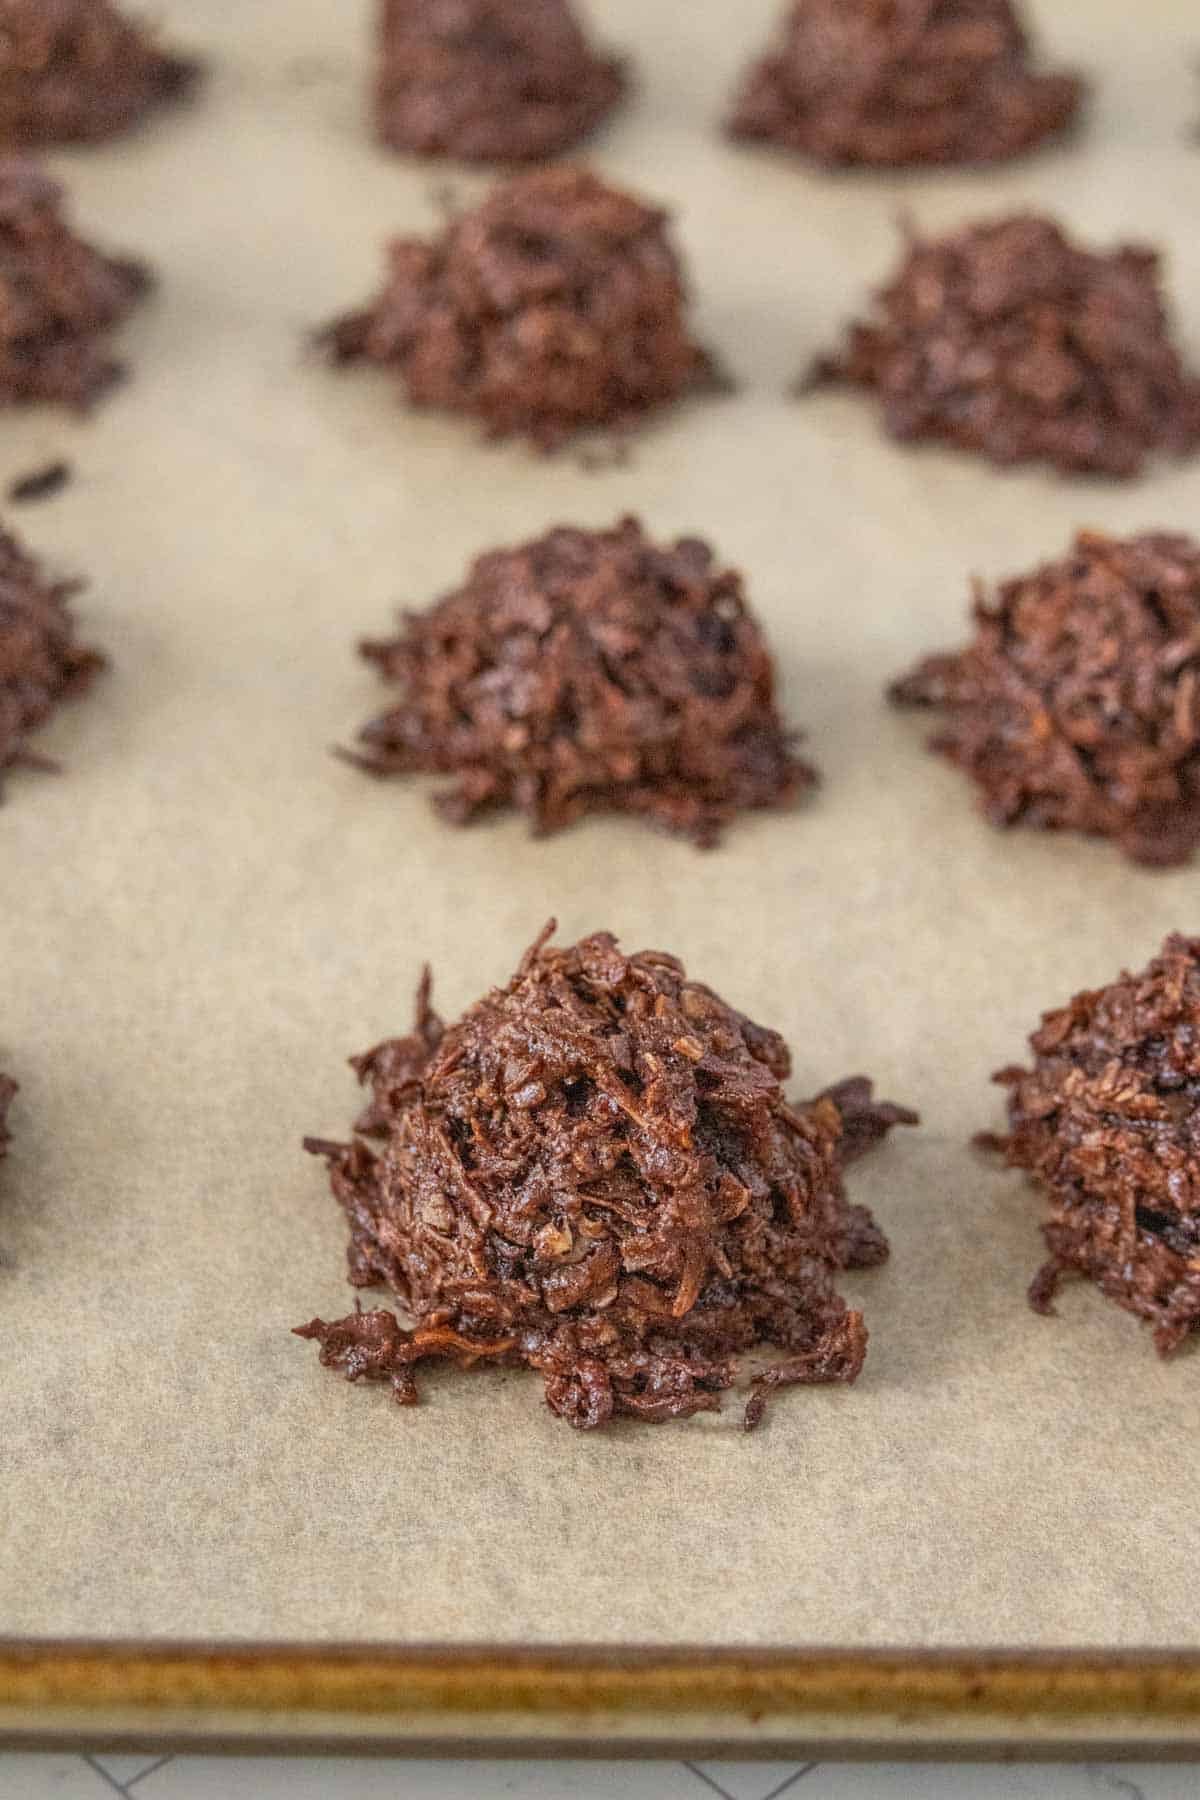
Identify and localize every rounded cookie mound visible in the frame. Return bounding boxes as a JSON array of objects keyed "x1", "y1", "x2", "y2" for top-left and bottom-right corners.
[
  {"x1": 0, "y1": 160, "x2": 151, "y2": 410},
  {"x1": 811, "y1": 215, "x2": 1200, "y2": 477},
  {"x1": 986, "y1": 933, "x2": 1200, "y2": 1355},
  {"x1": 345, "y1": 516, "x2": 812, "y2": 847},
  {"x1": 892, "y1": 531, "x2": 1200, "y2": 866},
  {"x1": 375, "y1": 0, "x2": 625, "y2": 162},
  {"x1": 0, "y1": 0, "x2": 198, "y2": 146},
  {"x1": 728, "y1": 0, "x2": 1082, "y2": 167},
  {"x1": 0, "y1": 520, "x2": 105, "y2": 793},
  {"x1": 322, "y1": 166, "x2": 713, "y2": 447},
  {"x1": 297, "y1": 925, "x2": 916, "y2": 1431}
]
